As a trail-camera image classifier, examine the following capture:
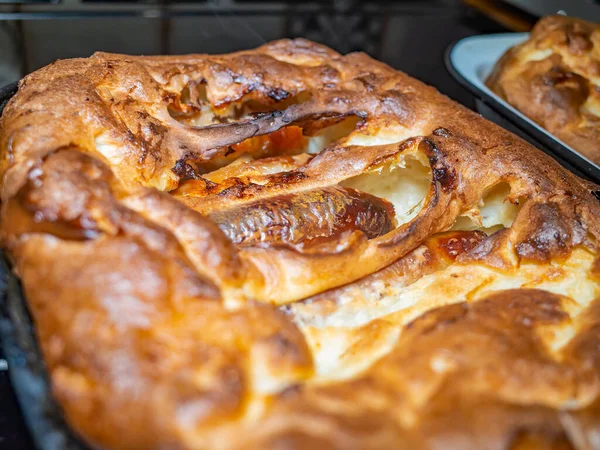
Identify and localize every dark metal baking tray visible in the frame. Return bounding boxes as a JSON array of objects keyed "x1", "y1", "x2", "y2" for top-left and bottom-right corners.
[
  {"x1": 445, "y1": 33, "x2": 600, "y2": 184},
  {"x1": 0, "y1": 81, "x2": 88, "y2": 450}
]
